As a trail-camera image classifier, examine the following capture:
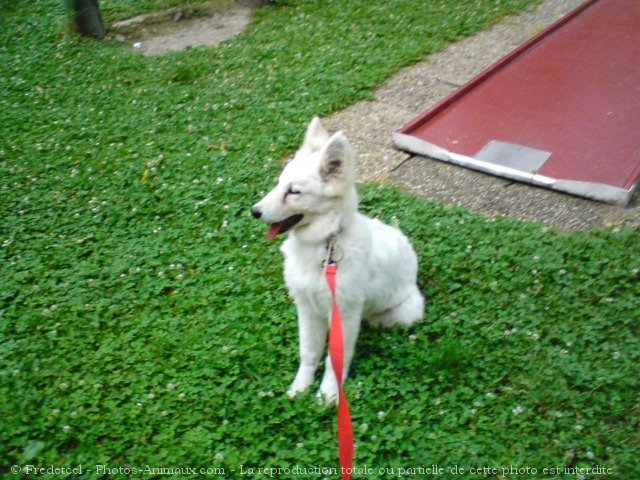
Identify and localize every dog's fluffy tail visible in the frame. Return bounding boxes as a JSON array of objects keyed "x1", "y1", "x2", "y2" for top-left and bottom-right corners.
[{"x1": 368, "y1": 285, "x2": 424, "y2": 328}]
